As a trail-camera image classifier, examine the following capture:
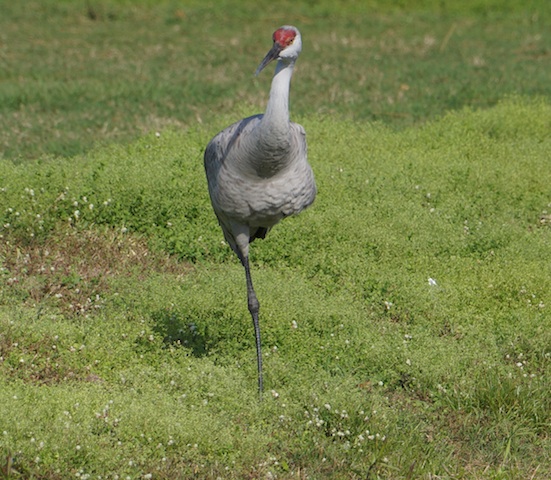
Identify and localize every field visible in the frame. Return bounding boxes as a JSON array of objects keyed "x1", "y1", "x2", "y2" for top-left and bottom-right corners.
[{"x1": 1, "y1": 0, "x2": 550, "y2": 478}]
